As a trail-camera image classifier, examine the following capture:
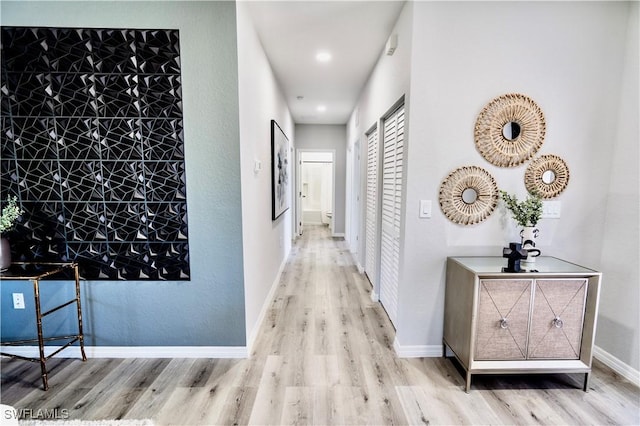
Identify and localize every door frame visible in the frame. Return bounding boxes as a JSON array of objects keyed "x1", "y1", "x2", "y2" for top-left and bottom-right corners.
[{"x1": 296, "y1": 149, "x2": 336, "y2": 236}]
